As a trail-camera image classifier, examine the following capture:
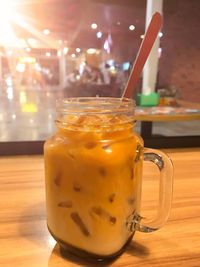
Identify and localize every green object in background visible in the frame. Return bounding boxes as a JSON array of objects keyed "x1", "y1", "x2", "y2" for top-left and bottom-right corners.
[{"x1": 136, "y1": 92, "x2": 160, "y2": 107}]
